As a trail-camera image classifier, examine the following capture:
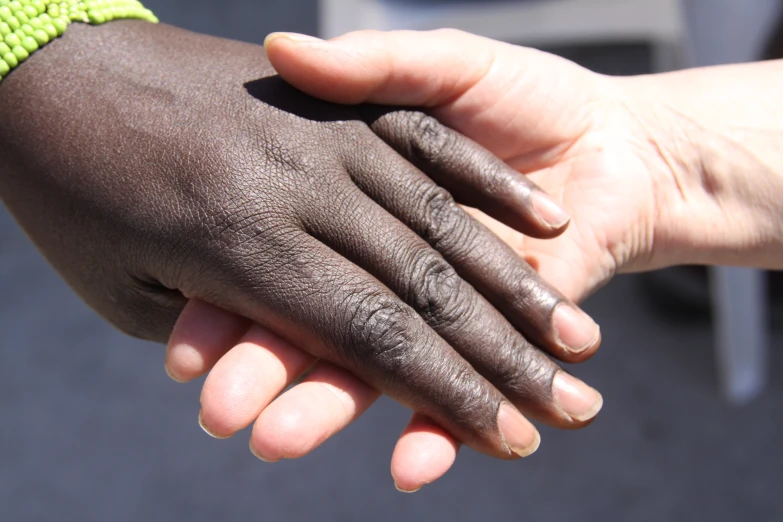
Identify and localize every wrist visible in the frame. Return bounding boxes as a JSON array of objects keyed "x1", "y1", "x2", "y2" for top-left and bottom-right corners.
[{"x1": 613, "y1": 68, "x2": 783, "y2": 269}]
